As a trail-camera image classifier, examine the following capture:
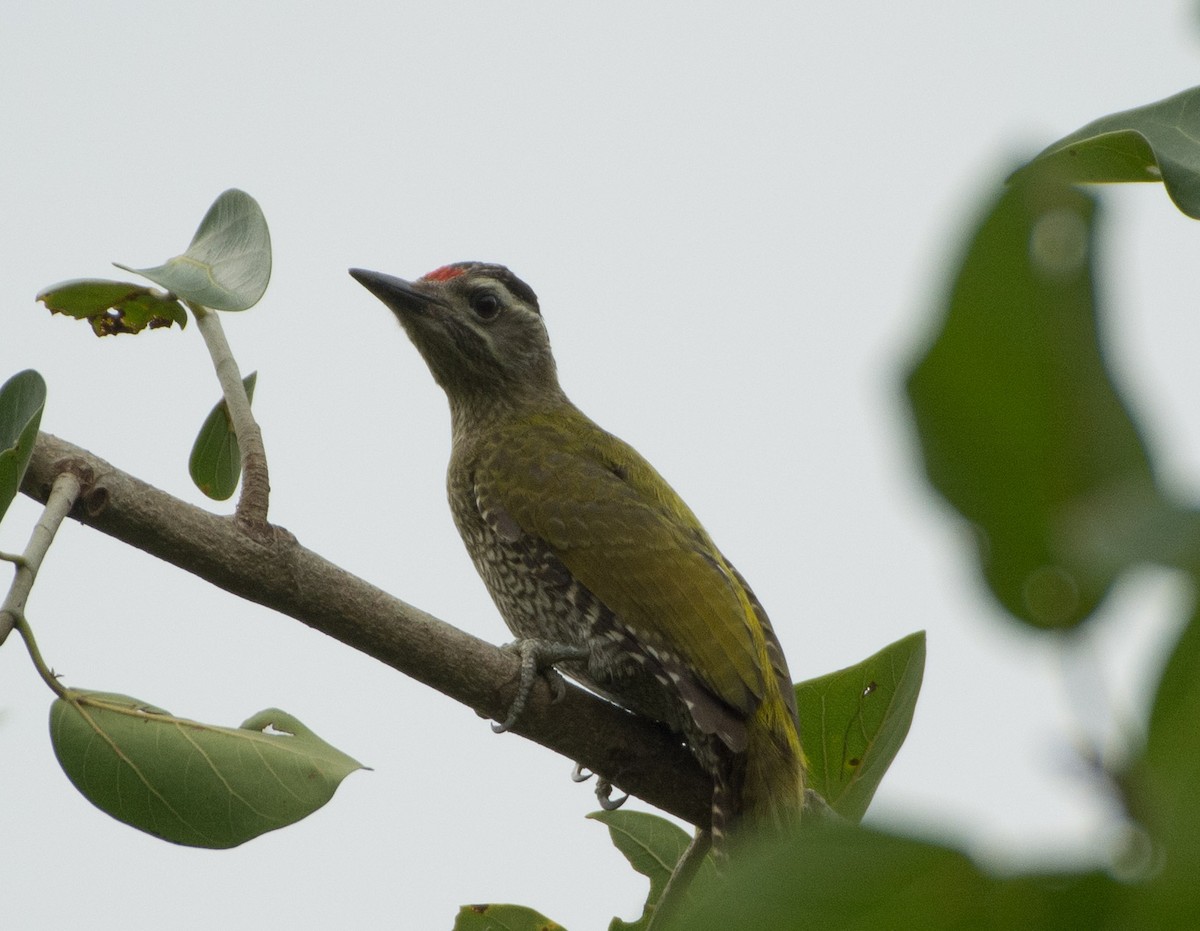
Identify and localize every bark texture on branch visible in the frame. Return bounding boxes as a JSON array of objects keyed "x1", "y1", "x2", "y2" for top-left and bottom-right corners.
[{"x1": 20, "y1": 432, "x2": 710, "y2": 827}]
